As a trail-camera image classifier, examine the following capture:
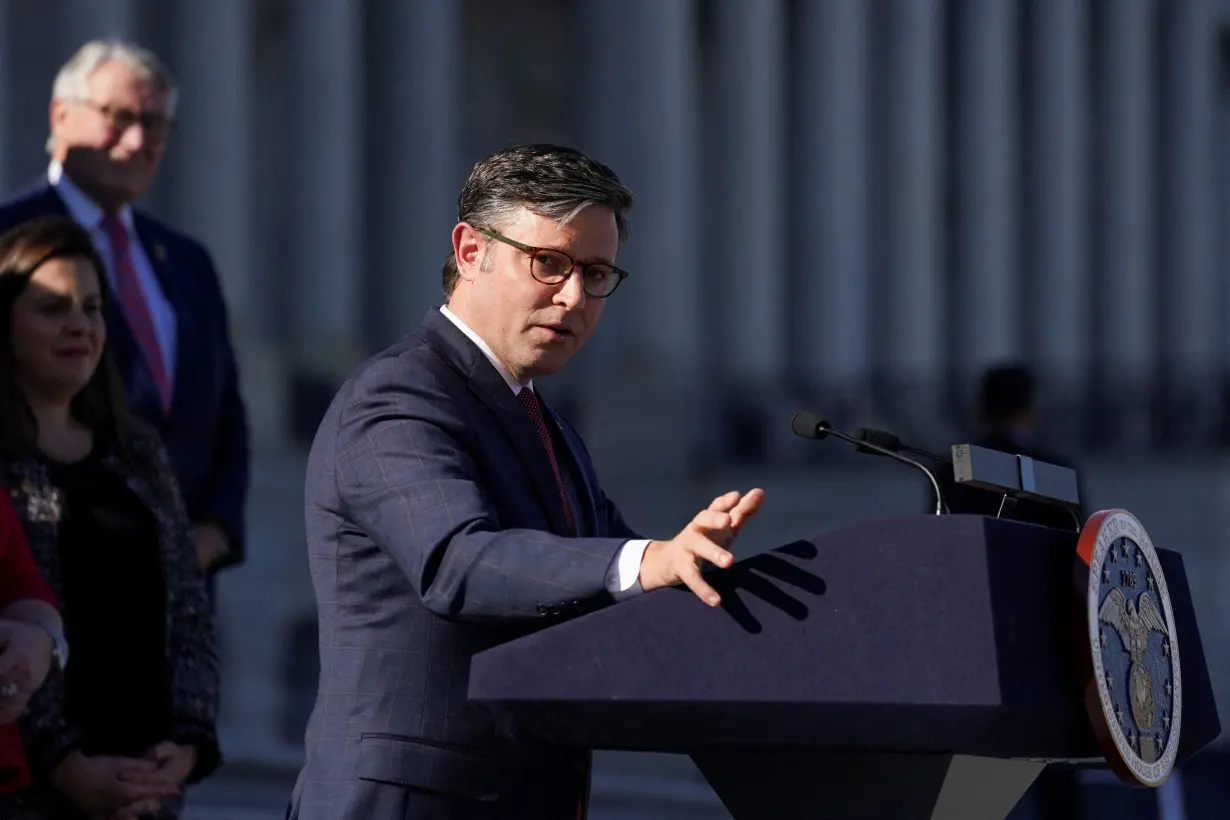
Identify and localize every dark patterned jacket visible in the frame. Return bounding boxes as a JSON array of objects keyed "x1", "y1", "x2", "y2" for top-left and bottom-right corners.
[
  {"x1": 0, "y1": 420, "x2": 221, "y2": 784},
  {"x1": 289, "y1": 310, "x2": 639, "y2": 820}
]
